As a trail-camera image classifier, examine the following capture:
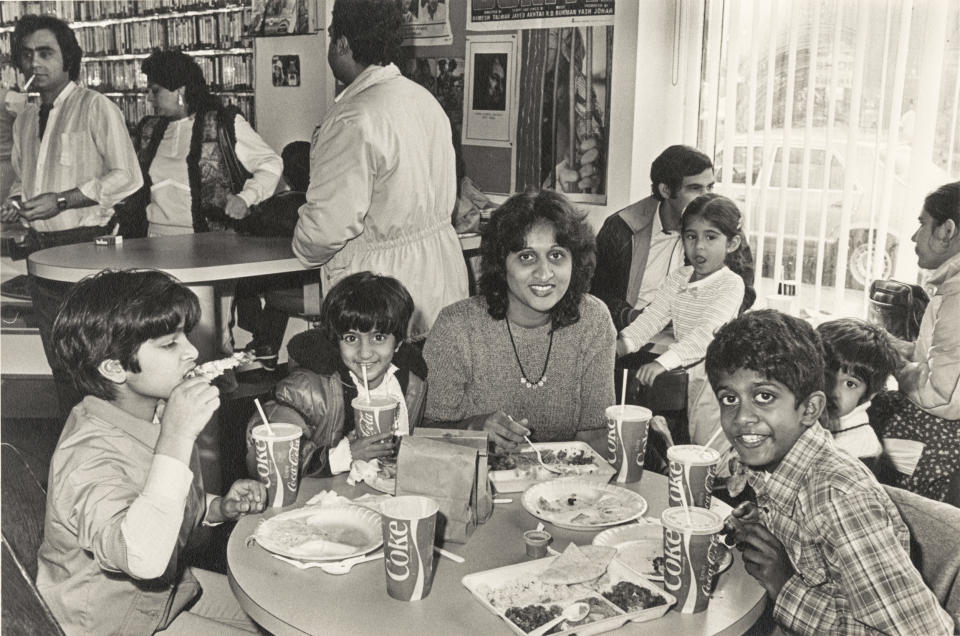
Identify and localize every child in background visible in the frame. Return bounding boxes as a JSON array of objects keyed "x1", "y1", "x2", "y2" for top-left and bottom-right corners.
[
  {"x1": 37, "y1": 270, "x2": 265, "y2": 635},
  {"x1": 817, "y1": 318, "x2": 901, "y2": 464},
  {"x1": 246, "y1": 271, "x2": 427, "y2": 478},
  {"x1": 707, "y1": 310, "x2": 952, "y2": 635},
  {"x1": 617, "y1": 193, "x2": 754, "y2": 454}
]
